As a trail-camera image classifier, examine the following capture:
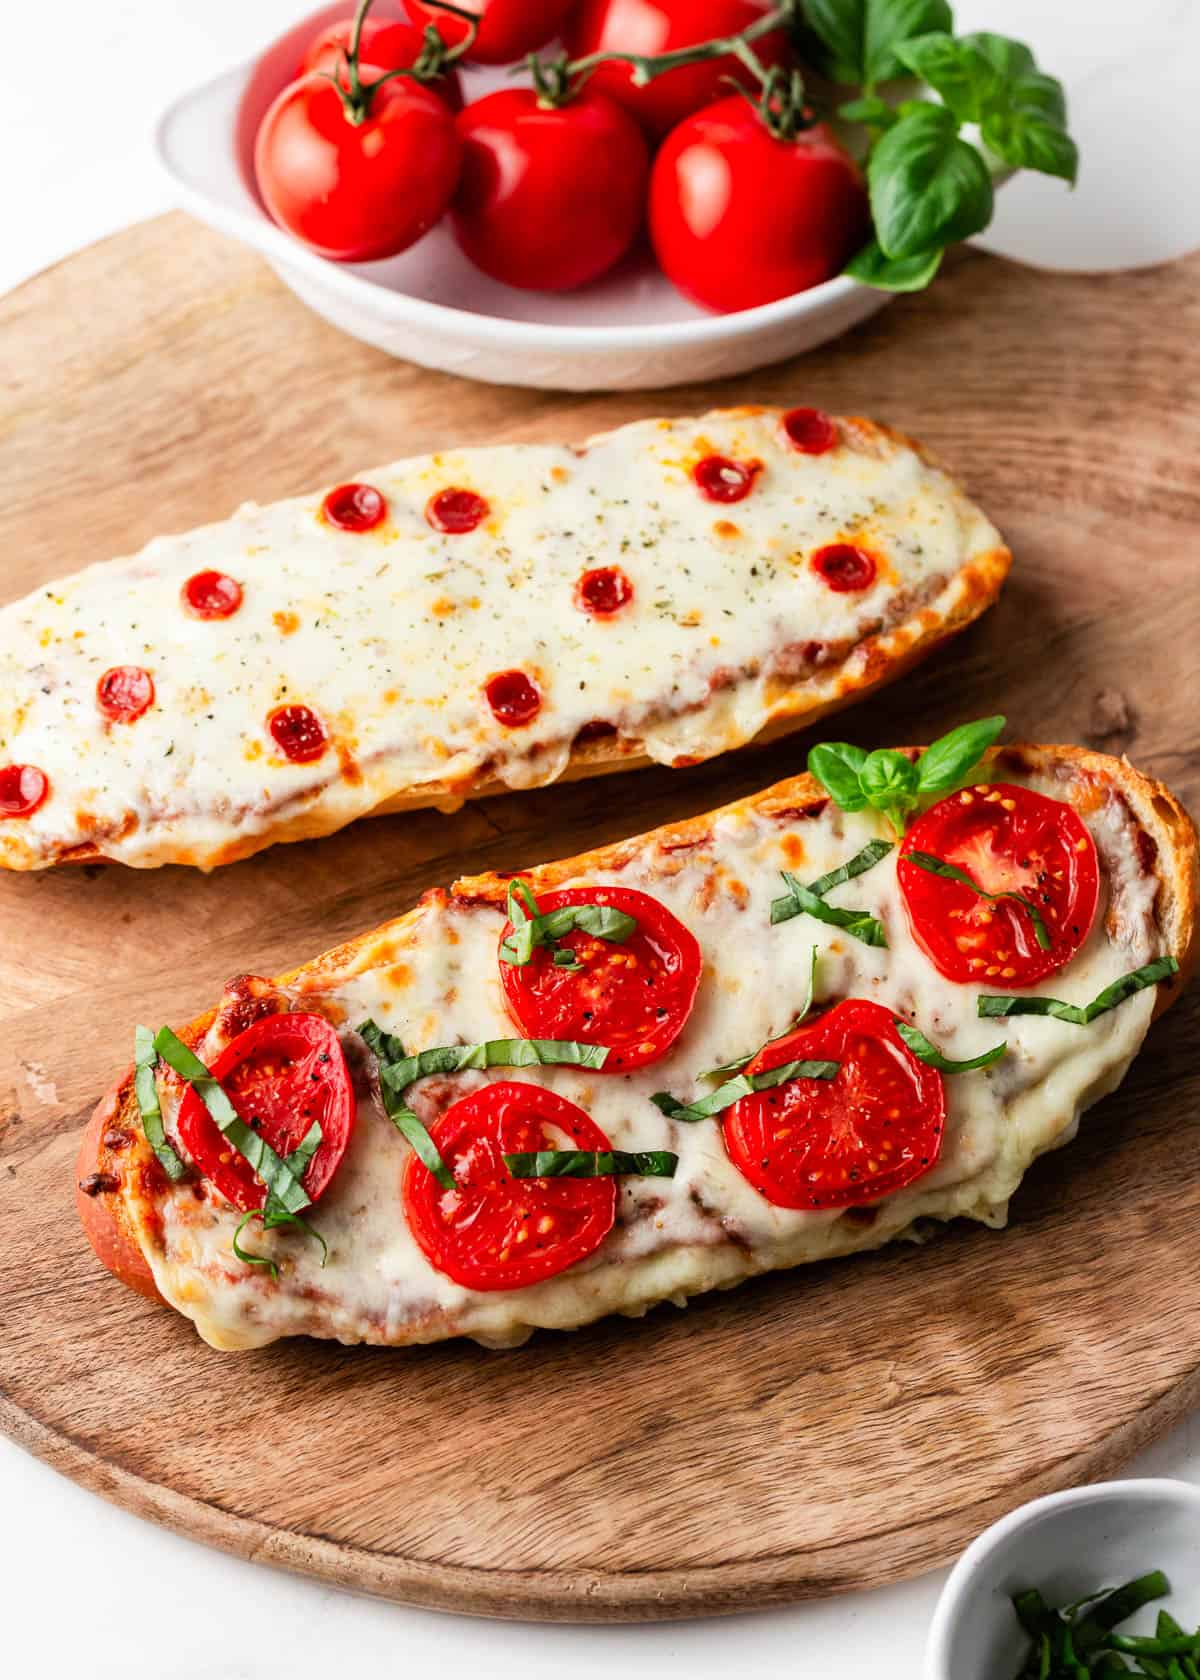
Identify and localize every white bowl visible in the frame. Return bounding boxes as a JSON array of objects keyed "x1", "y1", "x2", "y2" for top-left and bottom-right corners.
[
  {"x1": 154, "y1": 2, "x2": 894, "y2": 391},
  {"x1": 925, "y1": 1478, "x2": 1200, "y2": 1680}
]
